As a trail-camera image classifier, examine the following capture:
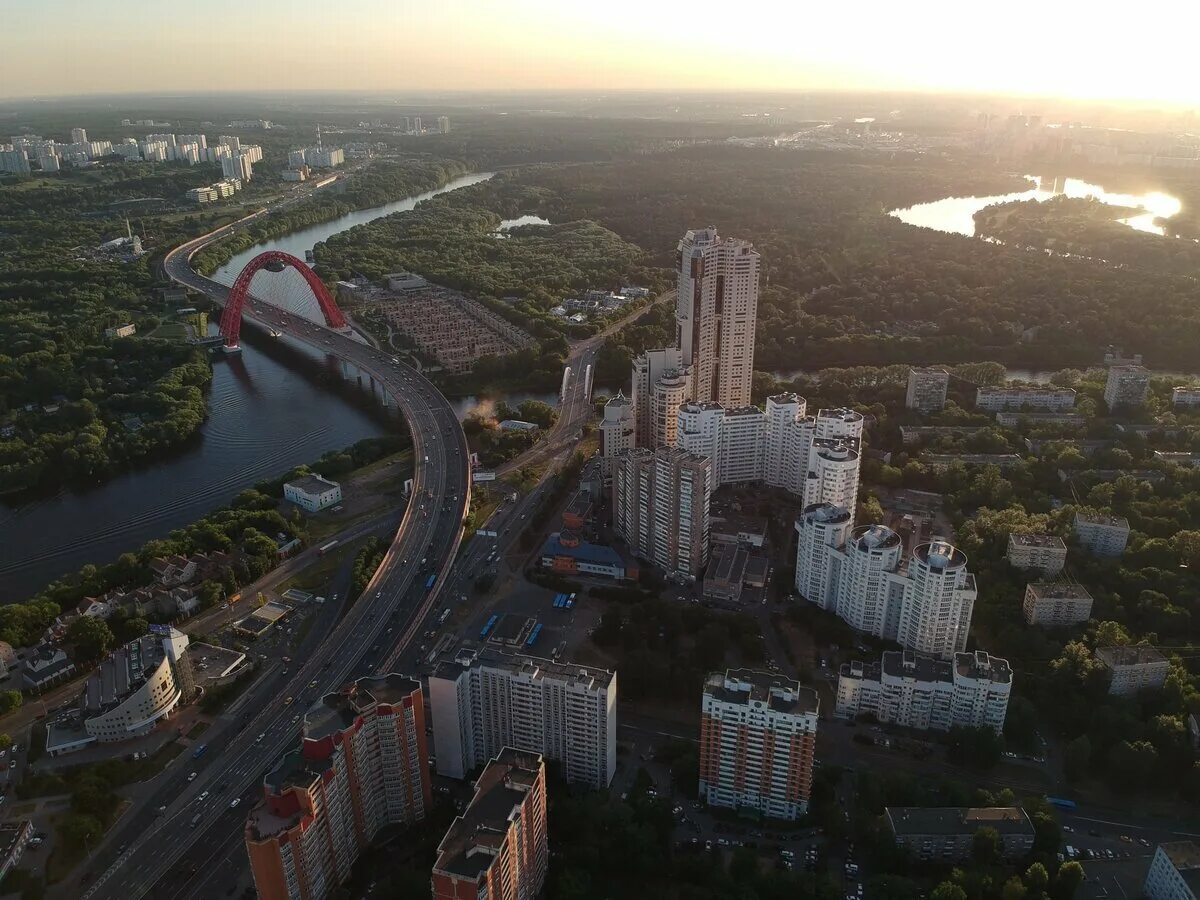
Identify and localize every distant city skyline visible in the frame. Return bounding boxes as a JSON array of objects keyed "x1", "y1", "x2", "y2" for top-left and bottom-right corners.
[{"x1": 3, "y1": 0, "x2": 1199, "y2": 106}]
